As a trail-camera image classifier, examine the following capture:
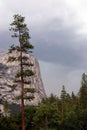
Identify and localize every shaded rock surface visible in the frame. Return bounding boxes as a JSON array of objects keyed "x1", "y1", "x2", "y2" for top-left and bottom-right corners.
[{"x1": 0, "y1": 51, "x2": 46, "y2": 110}]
